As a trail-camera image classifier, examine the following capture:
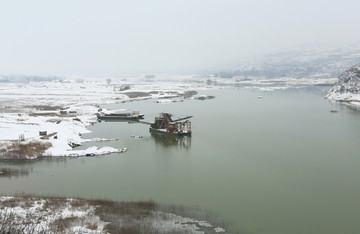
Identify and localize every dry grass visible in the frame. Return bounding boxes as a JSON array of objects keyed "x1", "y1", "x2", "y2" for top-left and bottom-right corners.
[
  {"x1": 134, "y1": 200, "x2": 157, "y2": 210},
  {"x1": 25, "y1": 105, "x2": 63, "y2": 111},
  {"x1": 0, "y1": 195, "x2": 228, "y2": 234},
  {"x1": 0, "y1": 196, "x2": 99, "y2": 233},
  {"x1": 49, "y1": 216, "x2": 79, "y2": 232},
  {"x1": 29, "y1": 112, "x2": 59, "y2": 117},
  {"x1": 70, "y1": 199, "x2": 87, "y2": 208},
  {"x1": 182, "y1": 90, "x2": 198, "y2": 97},
  {"x1": 86, "y1": 223, "x2": 98, "y2": 230},
  {"x1": 95, "y1": 200, "x2": 206, "y2": 234},
  {"x1": 0, "y1": 141, "x2": 52, "y2": 159}
]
